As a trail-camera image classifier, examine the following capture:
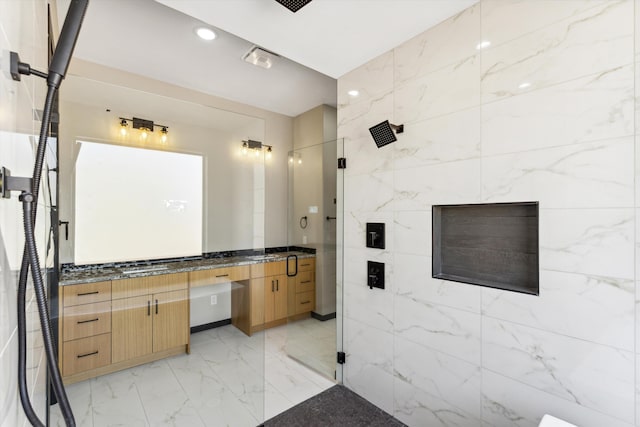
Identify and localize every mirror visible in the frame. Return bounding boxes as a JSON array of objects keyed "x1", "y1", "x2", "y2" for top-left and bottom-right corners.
[{"x1": 58, "y1": 75, "x2": 266, "y2": 265}]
